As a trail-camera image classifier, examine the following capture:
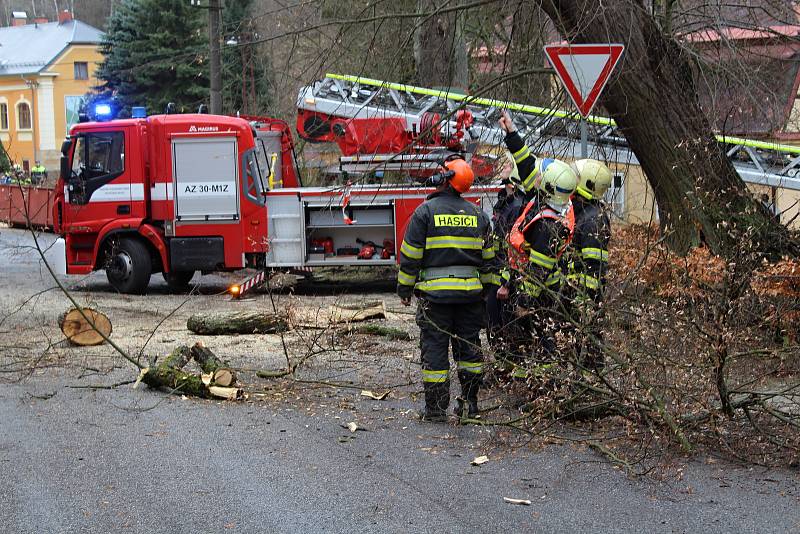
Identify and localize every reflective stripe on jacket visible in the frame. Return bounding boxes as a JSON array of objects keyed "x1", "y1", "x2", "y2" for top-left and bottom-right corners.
[
  {"x1": 397, "y1": 187, "x2": 499, "y2": 303},
  {"x1": 565, "y1": 197, "x2": 611, "y2": 297},
  {"x1": 505, "y1": 132, "x2": 538, "y2": 194}
]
